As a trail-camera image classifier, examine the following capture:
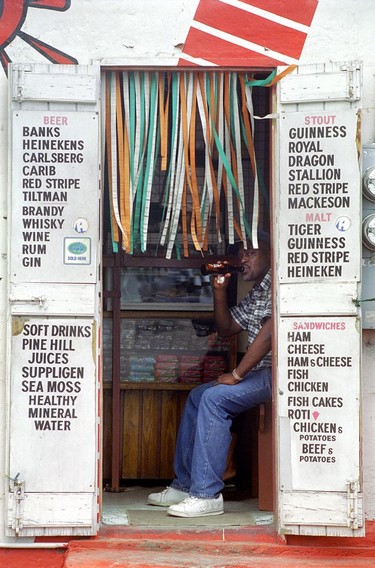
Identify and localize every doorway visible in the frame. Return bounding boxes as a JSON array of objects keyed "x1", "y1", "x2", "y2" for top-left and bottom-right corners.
[{"x1": 100, "y1": 68, "x2": 273, "y2": 527}]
